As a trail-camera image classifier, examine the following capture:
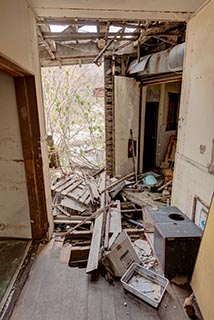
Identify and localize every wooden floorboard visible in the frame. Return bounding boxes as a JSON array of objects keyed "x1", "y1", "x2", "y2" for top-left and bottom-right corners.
[
  {"x1": 10, "y1": 239, "x2": 189, "y2": 320},
  {"x1": 0, "y1": 239, "x2": 29, "y2": 306}
]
